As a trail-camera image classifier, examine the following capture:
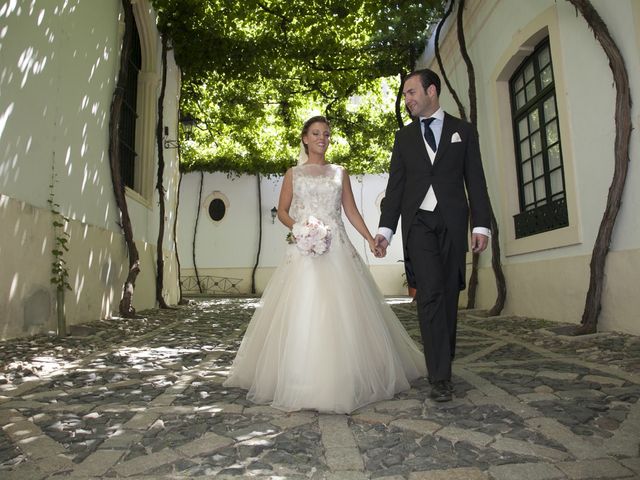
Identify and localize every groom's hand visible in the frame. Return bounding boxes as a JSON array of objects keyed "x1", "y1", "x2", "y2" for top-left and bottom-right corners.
[
  {"x1": 374, "y1": 234, "x2": 389, "y2": 258},
  {"x1": 471, "y1": 233, "x2": 489, "y2": 253}
]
